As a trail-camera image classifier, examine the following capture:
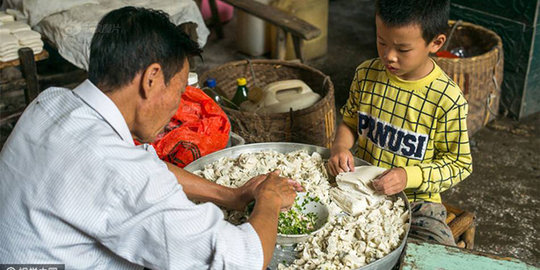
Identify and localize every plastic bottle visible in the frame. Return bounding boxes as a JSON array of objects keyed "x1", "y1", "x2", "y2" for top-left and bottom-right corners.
[
  {"x1": 206, "y1": 78, "x2": 227, "y2": 98},
  {"x1": 203, "y1": 78, "x2": 239, "y2": 110},
  {"x1": 232, "y1": 78, "x2": 249, "y2": 107},
  {"x1": 188, "y1": 72, "x2": 199, "y2": 88}
]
